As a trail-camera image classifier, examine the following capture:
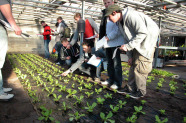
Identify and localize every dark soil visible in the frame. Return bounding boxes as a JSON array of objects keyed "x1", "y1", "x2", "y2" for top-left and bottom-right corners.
[{"x1": 0, "y1": 53, "x2": 185, "y2": 123}]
